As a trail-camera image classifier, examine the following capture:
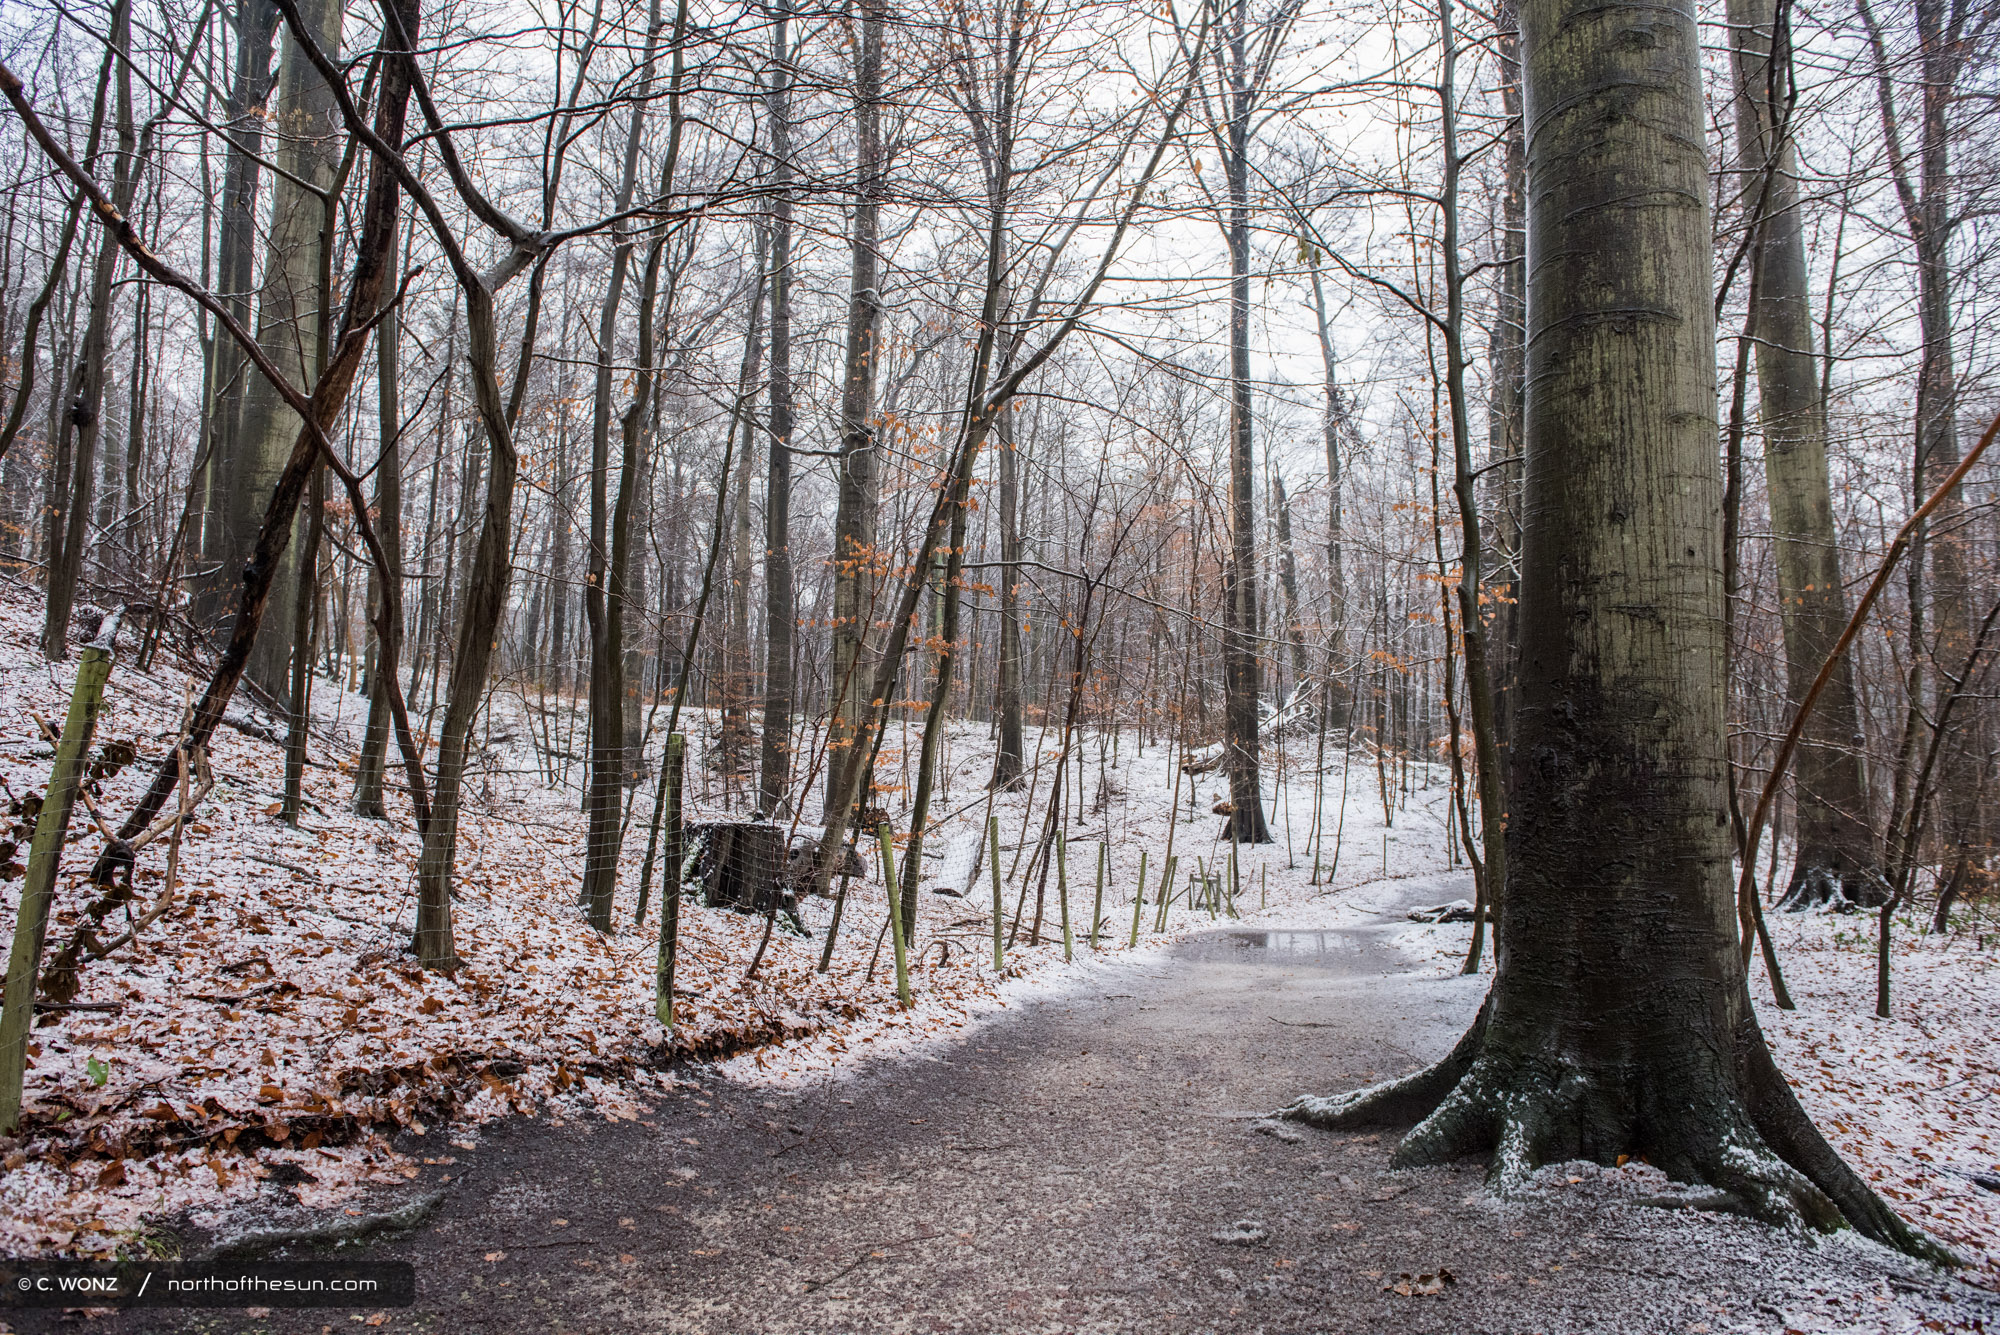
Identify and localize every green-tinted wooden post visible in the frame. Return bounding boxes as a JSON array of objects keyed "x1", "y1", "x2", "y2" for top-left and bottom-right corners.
[
  {"x1": 0, "y1": 626, "x2": 116, "y2": 1134},
  {"x1": 1090, "y1": 842, "x2": 1107, "y2": 949},
  {"x1": 1128, "y1": 849, "x2": 1148, "y2": 947},
  {"x1": 1226, "y1": 841, "x2": 1239, "y2": 919},
  {"x1": 1056, "y1": 830, "x2": 1073, "y2": 962},
  {"x1": 654, "y1": 733, "x2": 686, "y2": 1029},
  {"x1": 879, "y1": 823, "x2": 910, "y2": 1007},
  {"x1": 1154, "y1": 854, "x2": 1178, "y2": 932},
  {"x1": 988, "y1": 814, "x2": 1004, "y2": 971}
]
